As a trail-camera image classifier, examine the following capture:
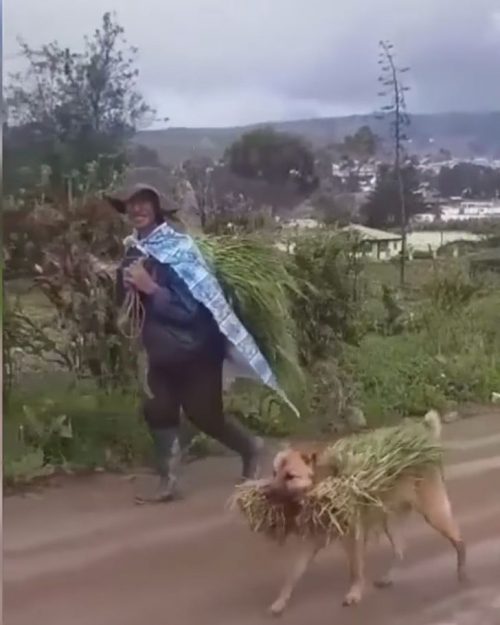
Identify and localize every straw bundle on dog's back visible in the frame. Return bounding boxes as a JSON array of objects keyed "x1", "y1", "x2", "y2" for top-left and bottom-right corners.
[{"x1": 232, "y1": 416, "x2": 443, "y2": 541}]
